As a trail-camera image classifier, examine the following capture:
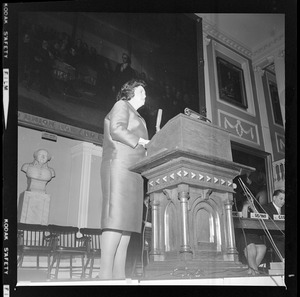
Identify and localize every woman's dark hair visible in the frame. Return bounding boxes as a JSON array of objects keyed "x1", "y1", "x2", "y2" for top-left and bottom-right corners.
[{"x1": 116, "y1": 79, "x2": 146, "y2": 101}]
